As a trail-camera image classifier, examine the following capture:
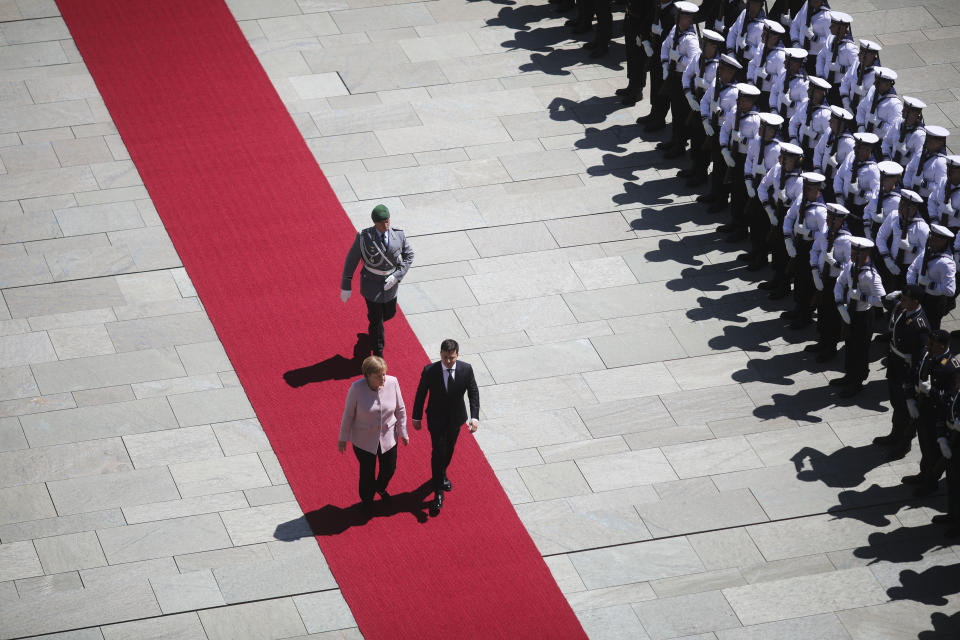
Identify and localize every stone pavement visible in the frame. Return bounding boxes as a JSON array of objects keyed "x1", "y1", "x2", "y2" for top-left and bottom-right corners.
[{"x1": 2, "y1": 0, "x2": 960, "y2": 637}]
